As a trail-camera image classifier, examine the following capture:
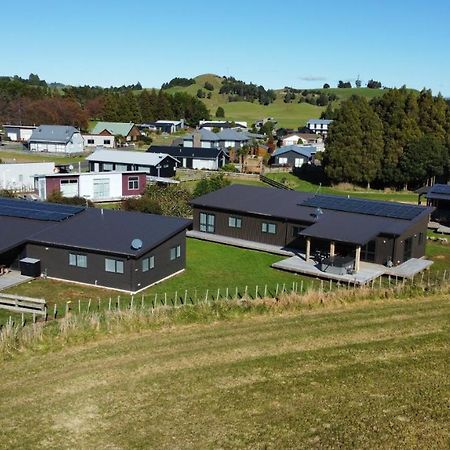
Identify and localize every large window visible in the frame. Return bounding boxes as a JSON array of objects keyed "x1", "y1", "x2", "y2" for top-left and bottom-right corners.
[
  {"x1": 228, "y1": 216, "x2": 242, "y2": 228},
  {"x1": 87, "y1": 139, "x2": 95, "y2": 144},
  {"x1": 262, "y1": 222, "x2": 277, "y2": 234},
  {"x1": 102, "y1": 163, "x2": 113, "y2": 171},
  {"x1": 105, "y1": 258, "x2": 124, "y2": 274},
  {"x1": 361, "y1": 240, "x2": 376, "y2": 262},
  {"x1": 69, "y1": 253, "x2": 87, "y2": 268},
  {"x1": 170, "y1": 245, "x2": 181, "y2": 261},
  {"x1": 103, "y1": 139, "x2": 111, "y2": 145},
  {"x1": 142, "y1": 256, "x2": 155, "y2": 272},
  {"x1": 278, "y1": 157, "x2": 288, "y2": 165},
  {"x1": 128, "y1": 176, "x2": 139, "y2": 190},
  {"x1": 199, "y1": 212, "x2": 215, "y2": 233}
]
